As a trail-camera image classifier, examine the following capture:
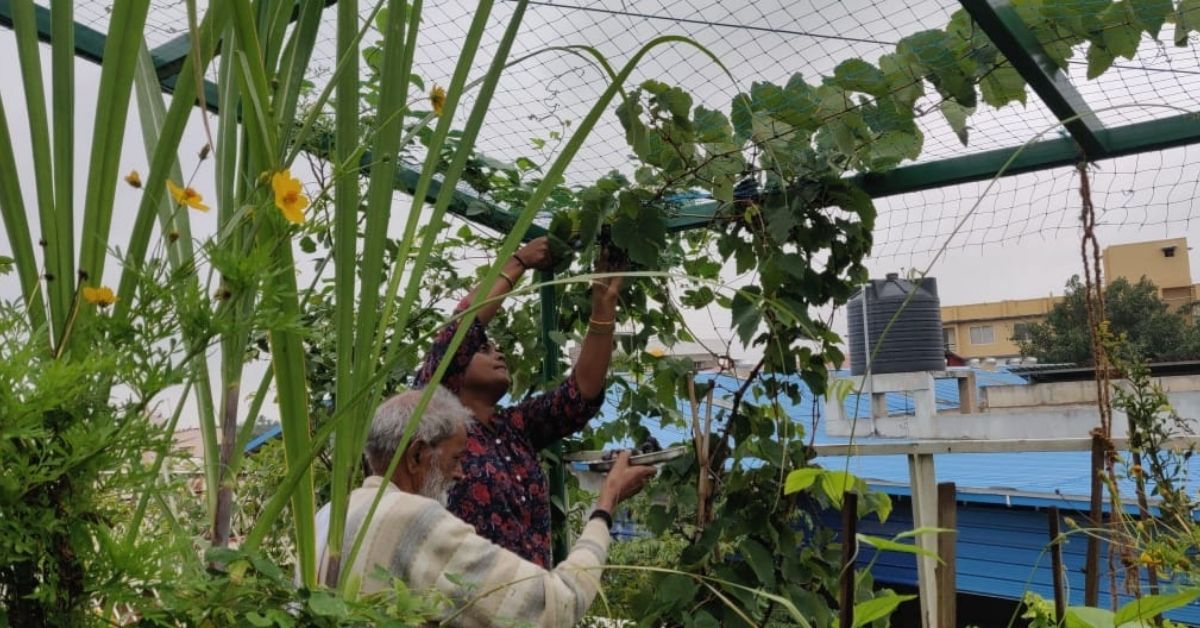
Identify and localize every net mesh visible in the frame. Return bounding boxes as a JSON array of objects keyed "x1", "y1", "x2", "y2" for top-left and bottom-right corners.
[{"x1": 58, "y1": 0, "x2": 1200, "y2": 260}]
